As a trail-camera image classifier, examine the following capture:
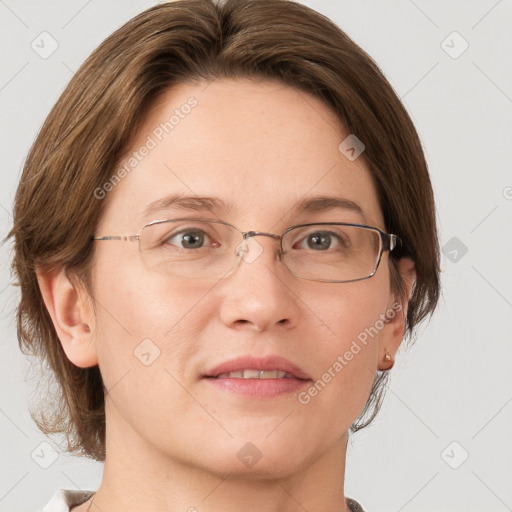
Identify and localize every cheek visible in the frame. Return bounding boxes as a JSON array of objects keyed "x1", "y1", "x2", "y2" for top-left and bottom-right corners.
[
  {"x1": 90, "y1": 257, "x2": 212, "y2": 389},
  {"x1": 296, "y1": 277, "x2": 391, "y2": 418},
  {"x1": 312, "y1": 275, "x2": 391, "y2": 353}
]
